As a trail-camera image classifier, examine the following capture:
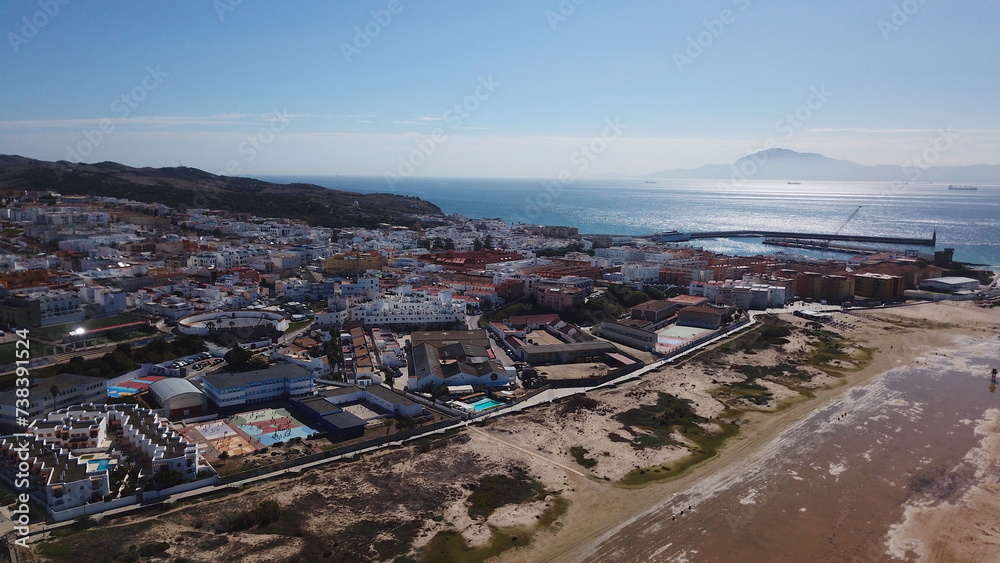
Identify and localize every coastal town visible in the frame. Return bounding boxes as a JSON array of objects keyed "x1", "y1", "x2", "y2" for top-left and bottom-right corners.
[{"x1": 0, "y1": 186, "x2": 997, "y2": 561}]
